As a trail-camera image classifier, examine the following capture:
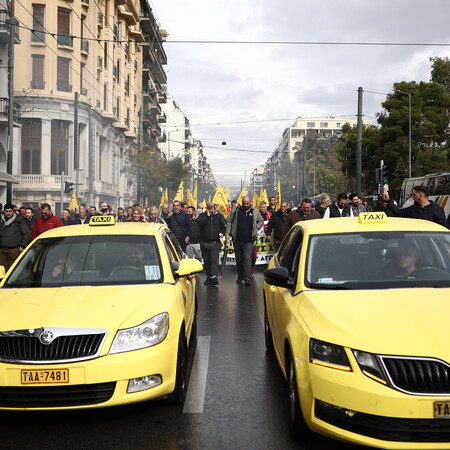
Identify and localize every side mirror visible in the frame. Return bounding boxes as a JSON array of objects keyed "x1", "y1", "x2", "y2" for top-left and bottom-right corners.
[
  {"x1": 263, "y1": 267, "x2": 295, "y2": 290},
  {"x1": 174, "y1": 259, "x2": 203, "y2": 278},
  {"x1": 0, "y1": 266, "x2": 5, "y2": 280}
]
